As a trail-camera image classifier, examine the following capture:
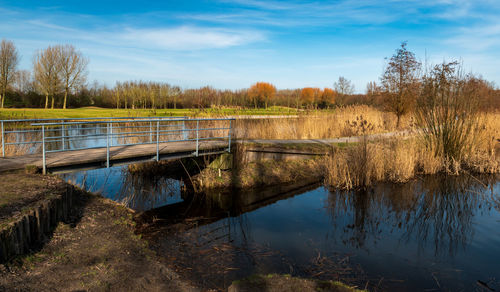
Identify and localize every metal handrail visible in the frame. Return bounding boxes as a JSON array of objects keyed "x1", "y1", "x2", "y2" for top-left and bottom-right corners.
[
  {"x1": 0, "y1": 116, "x2": 187, "y2": 157},
  {"x1": 30, "y1": 117, "x2": 235, "y2": 126},
  {"x1": 0, "y1": 117, "x2": 235, "y2": 174},
  {"x1": 0, "y1": 116, "x2": 184, "y2": 123}
]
